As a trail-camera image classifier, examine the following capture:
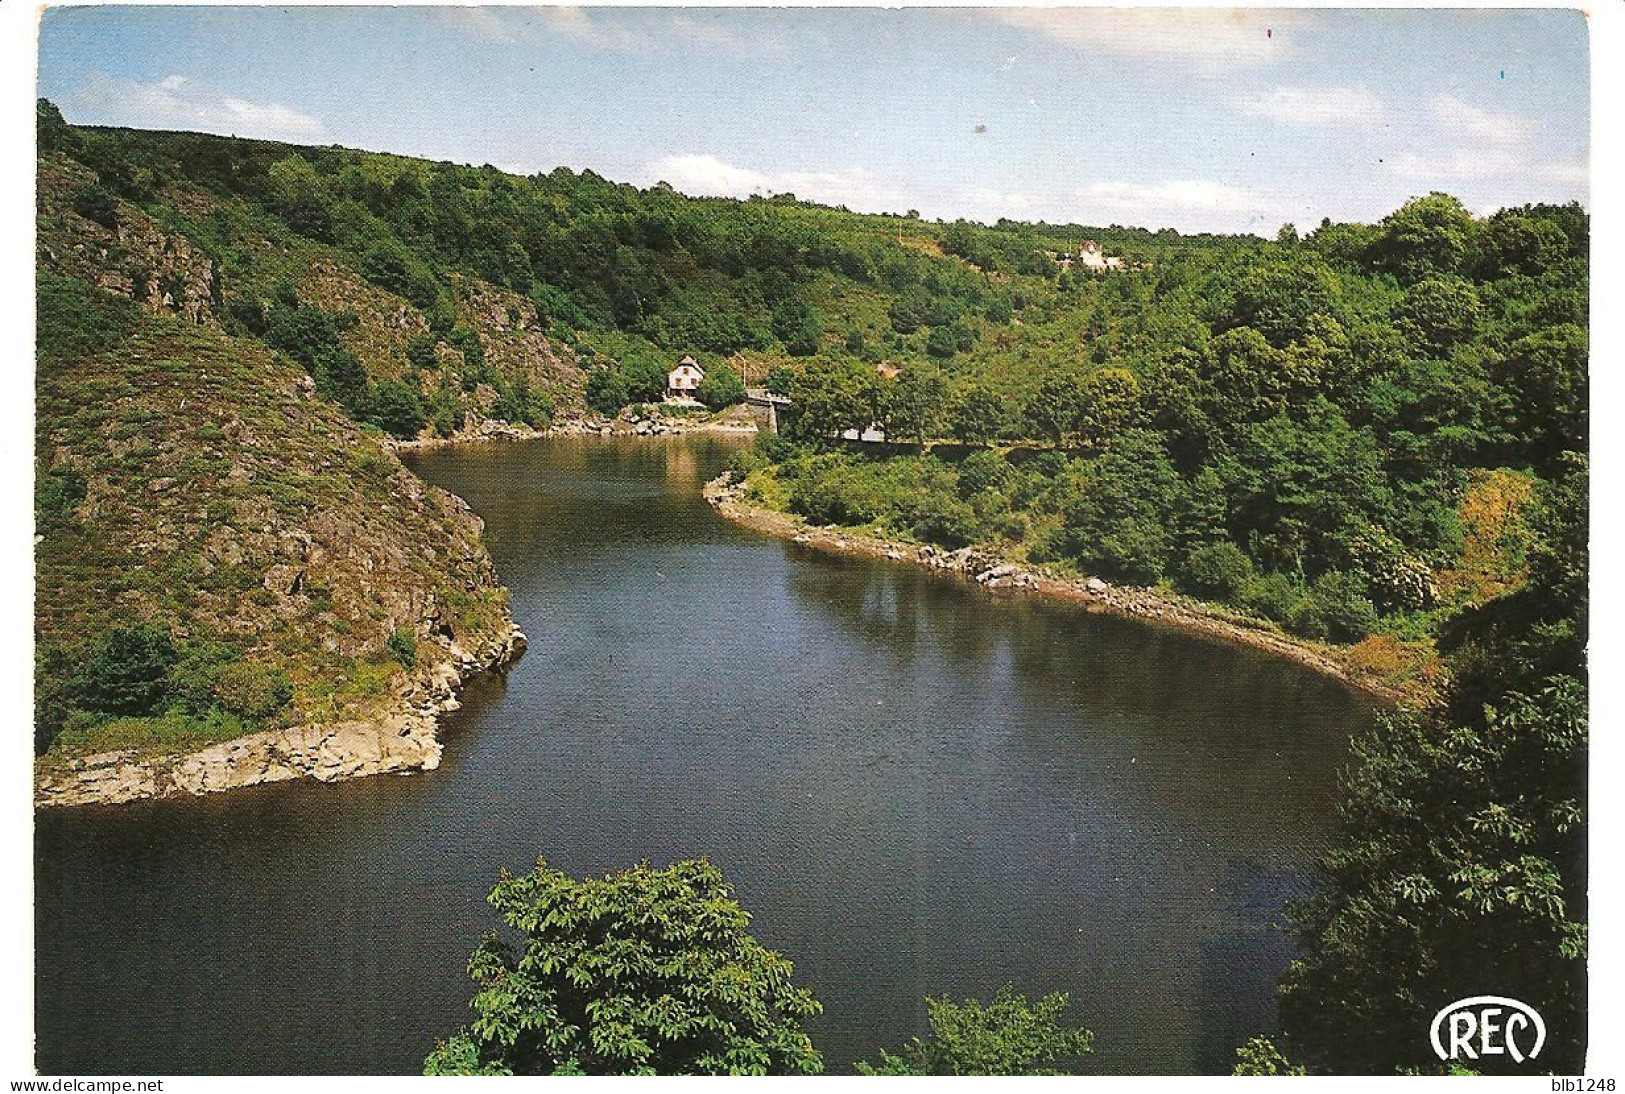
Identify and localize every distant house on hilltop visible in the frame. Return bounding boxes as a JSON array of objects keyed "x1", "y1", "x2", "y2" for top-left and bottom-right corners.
[
  {"x1": 667, "y1": 355, "x2": 704, "y2": 397},
  {"x1": 1076, "y1": 240, "x2": 1124, "y2": 272},
  {"x1": 1051, "y1": 241, "x2": 1124, "y2": 273}
]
